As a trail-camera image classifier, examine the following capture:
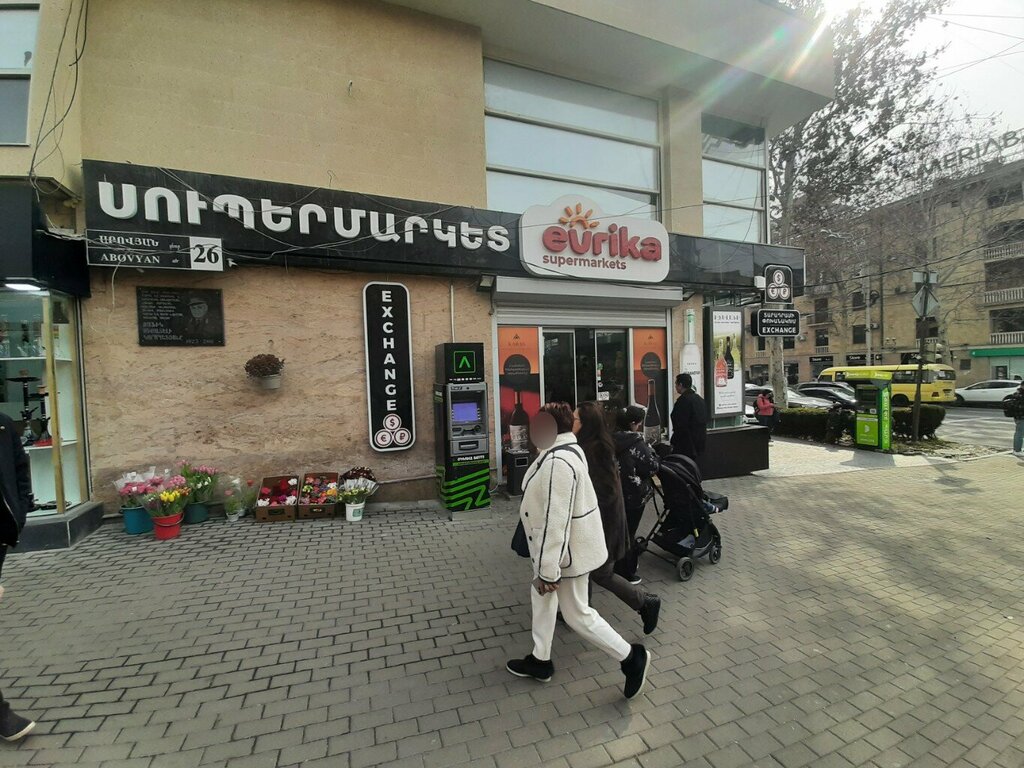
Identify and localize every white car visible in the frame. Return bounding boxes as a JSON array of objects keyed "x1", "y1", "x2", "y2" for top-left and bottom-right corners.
[{"x1": 953, "y1": 380, "x2": 1022, "y2": 407}]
